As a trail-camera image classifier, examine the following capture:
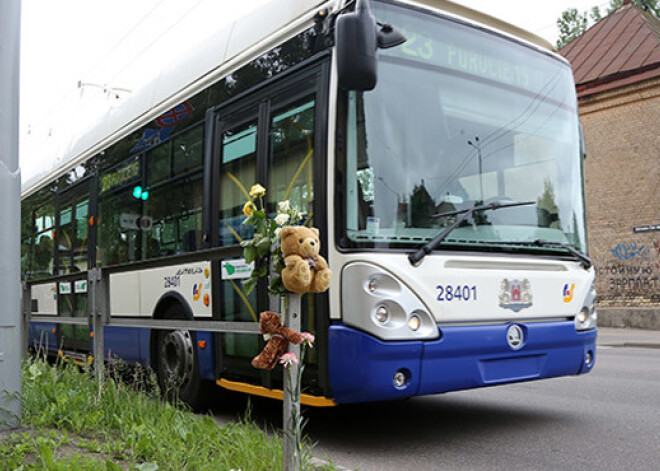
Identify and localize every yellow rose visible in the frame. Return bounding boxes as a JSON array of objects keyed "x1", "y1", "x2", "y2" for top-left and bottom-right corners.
[
  {"x1": 249, "y1": 183, "x2": 266, "y2": 198},
  {"x1": 243, "y1": 201, "x2": 256, "y2": 216}
]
